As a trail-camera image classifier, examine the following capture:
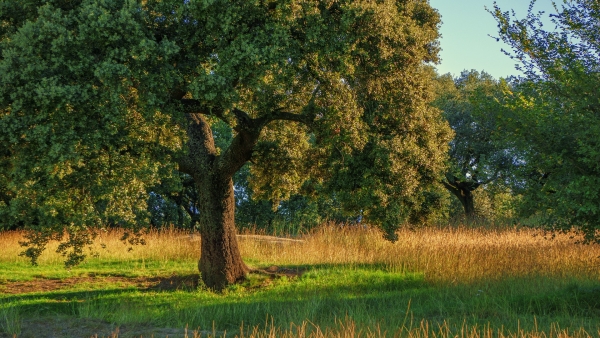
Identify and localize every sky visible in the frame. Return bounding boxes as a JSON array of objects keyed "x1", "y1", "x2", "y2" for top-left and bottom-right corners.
[{"x1": 428, "y1": 0, "x2": 558, "y2": 79}]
